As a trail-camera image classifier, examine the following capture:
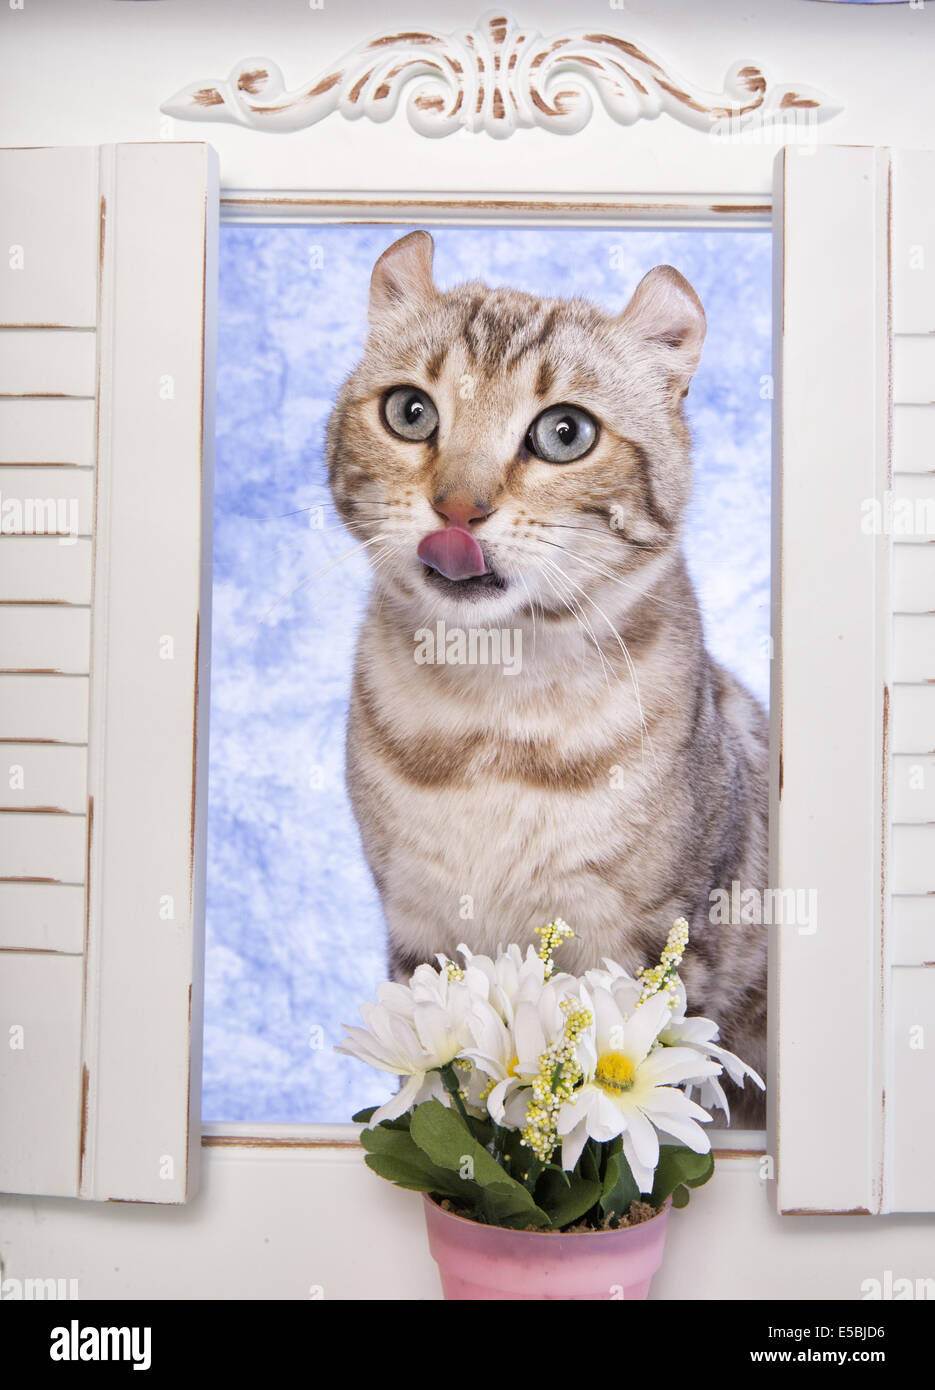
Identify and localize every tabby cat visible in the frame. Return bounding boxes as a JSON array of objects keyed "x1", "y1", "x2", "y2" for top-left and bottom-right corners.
[{"x1": 326, "y1": 231, "x2": 768, "y2": 1125}]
